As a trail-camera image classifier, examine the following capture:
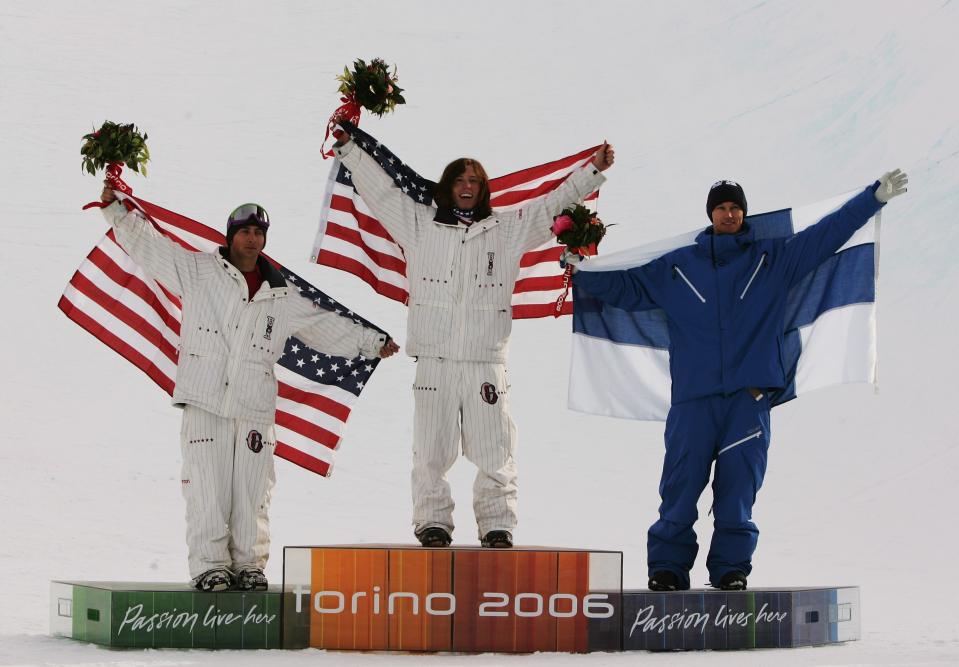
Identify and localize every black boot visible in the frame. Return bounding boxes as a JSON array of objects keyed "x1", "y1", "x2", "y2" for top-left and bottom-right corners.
[
  {"x1": 480, "y1": 530, "x2": 513, "y2": 548},
  {"x1": 235, "y1": 568, "x2": 268, "y2": 591},
  {"x1": 717, "y1": 570, "x2": 748, "y2": 591},
  {"x1": 648, "y1": 570, "x2": 682, "y2": 592},
  {"x1": 415, "y1": 526, "x2": 452, "y2": 547}
]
